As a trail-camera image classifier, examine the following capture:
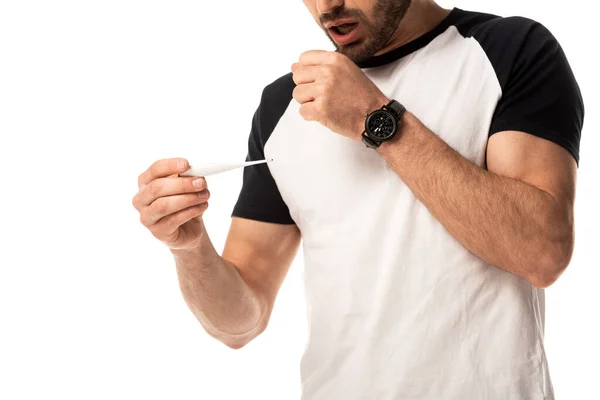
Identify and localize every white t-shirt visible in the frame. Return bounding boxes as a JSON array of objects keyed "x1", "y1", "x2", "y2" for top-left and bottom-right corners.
[{"x1": 232, "y1": 7, "x2": 583, "y2": 400}]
